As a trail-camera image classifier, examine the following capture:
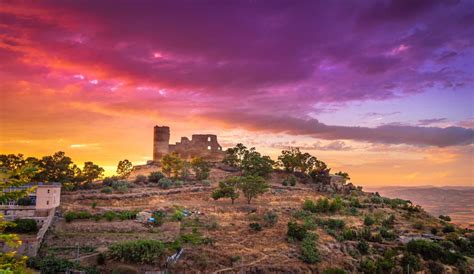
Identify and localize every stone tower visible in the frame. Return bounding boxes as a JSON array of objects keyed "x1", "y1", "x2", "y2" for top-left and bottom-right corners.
[{"x1": 153, "y1": 126, "x2": 170, "y2": 162}]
